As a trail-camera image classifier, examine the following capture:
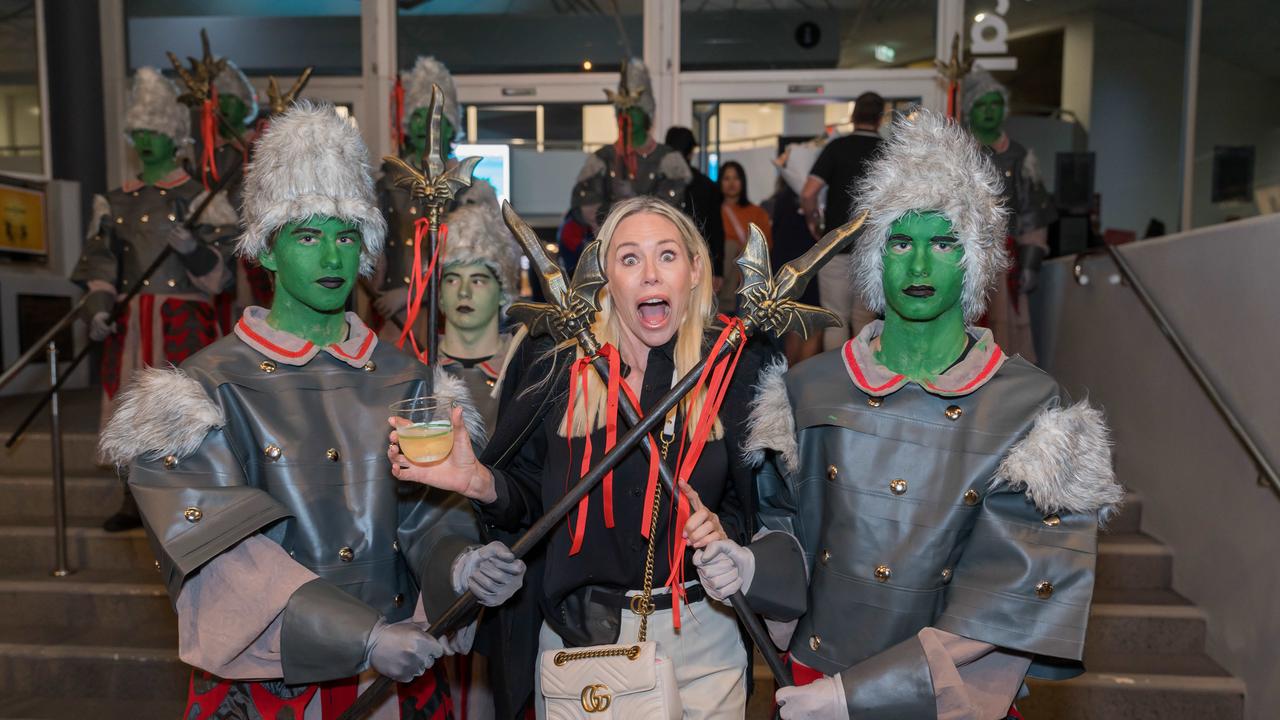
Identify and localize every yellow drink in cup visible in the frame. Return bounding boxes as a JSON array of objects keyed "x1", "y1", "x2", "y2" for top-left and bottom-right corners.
[
  {"x1": 398, "y1": 420, "x2": 454, "y2": 463},
  {"x1": 390, "y1": 397, "x2": 455, "y2": 465}
]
